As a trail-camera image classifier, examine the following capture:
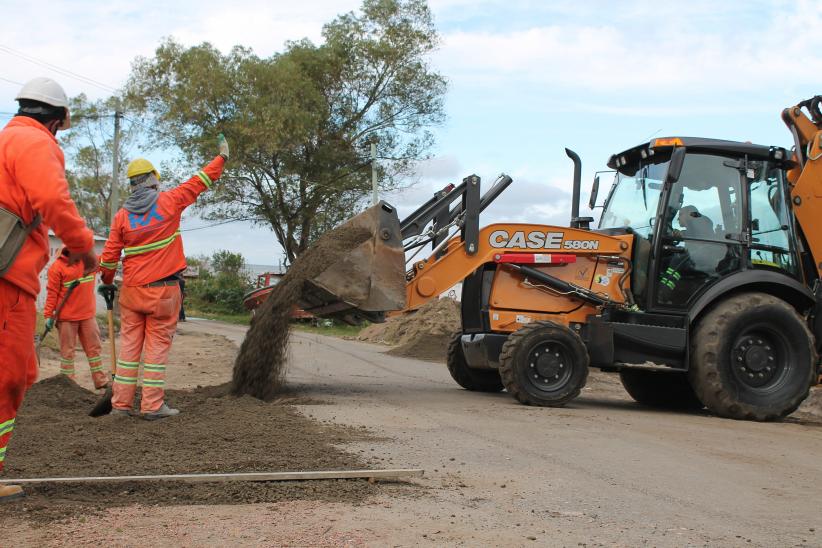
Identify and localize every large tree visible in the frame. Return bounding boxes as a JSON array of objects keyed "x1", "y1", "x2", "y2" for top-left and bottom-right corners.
[
  {"x1": 61, "y1": 94, "x2": 142, "y2": 234},
  {"x1": 126, "y1": 0, "x2": 446, "y2": 261}
]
